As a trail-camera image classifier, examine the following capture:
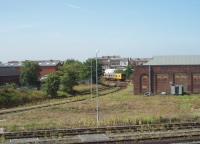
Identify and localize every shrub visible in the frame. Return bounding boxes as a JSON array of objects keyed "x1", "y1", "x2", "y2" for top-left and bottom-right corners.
[
  {"x1": 0, "y1": 88, "x2": 46, "y2": 108},
  {"x1": 44, "y1": 73, "x2": 60, "y2": 98}
]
